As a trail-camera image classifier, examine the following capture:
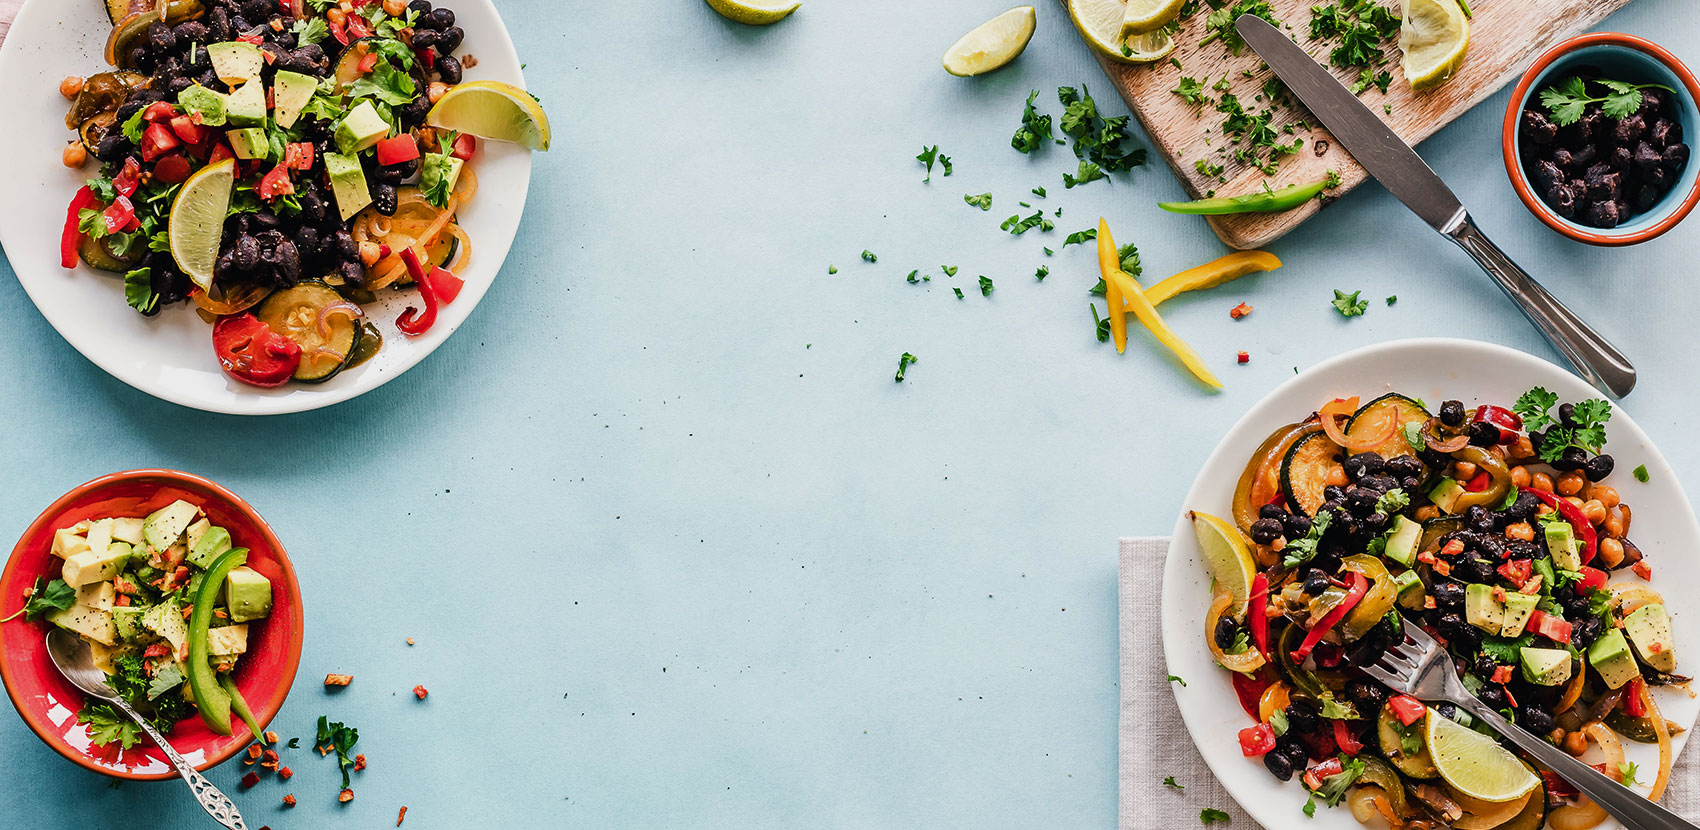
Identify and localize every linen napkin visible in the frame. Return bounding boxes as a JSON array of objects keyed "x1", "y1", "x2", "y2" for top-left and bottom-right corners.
[{"x1": 1119, "y1": 537, "x2": 1700, "y2": 830}]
